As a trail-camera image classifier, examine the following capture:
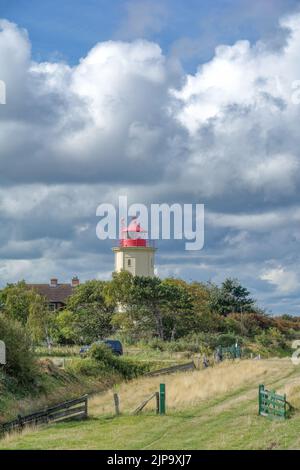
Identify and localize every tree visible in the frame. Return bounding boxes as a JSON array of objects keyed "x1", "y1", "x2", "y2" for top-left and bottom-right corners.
[
  {"x1": 0, "y1": 281, "x2": 39, "y2": 324},
  {"x1": 0, "y1": 313, "x2": 37, "y2": 385},
  {"x1": 108, "y1": 271, "x2": 134, "y2": 306},
  {"x1": 54, "y1": 309, "x2": 77, "y2": 344},
  {"x1": 185, "y1": 281, "x2": 223, "y2": 333},
  {"x1": 0, "y1": 281, "x2": 55, "y2": 345},
  {"x1": 160, "y1": 279, "x2": 194, "y2": 340},
  {"x1": 208, "y1": 278, "x2": 255, "y2": 316},
  {"x1": 64, "y1": 280, "x2": 115, "y2": 344},
  {"x1": 110, "y1": 273, "x2": 166, "y2": 339},
  {"x1": 110, "y1": 274, "x2": 195, "y2": 341},
  {"x1": 27, "y1": 297, "x2": 54, "y2": 346},
  {"x1": 131, "y1": 276, "x2": 166, "y2": 339}
]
